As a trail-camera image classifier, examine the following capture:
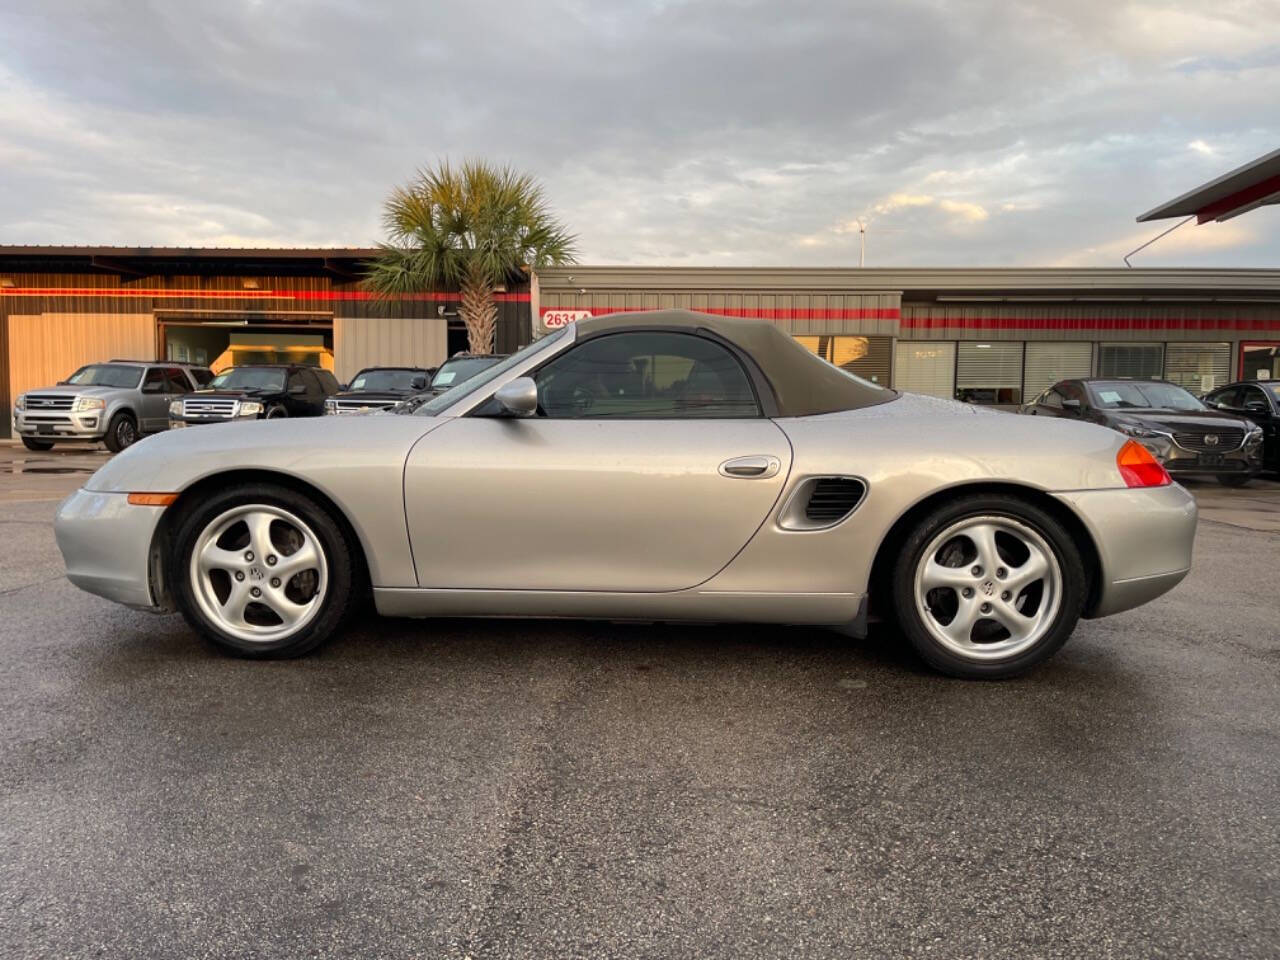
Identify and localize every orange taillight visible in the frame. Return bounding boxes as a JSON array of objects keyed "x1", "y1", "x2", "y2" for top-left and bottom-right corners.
[
  {"x1": 1116, "y1": 439, "x2": 1171, "y2": 488},
  {"x1": 127, "y1": 492, "x2": 179, "y2": 507}
]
